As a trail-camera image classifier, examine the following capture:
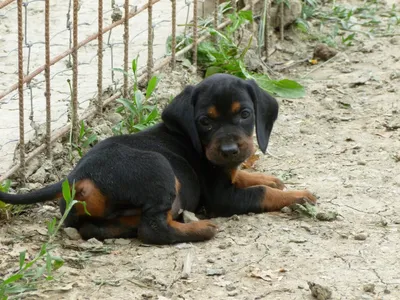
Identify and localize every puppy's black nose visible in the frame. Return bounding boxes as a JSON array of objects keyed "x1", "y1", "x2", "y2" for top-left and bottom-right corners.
[{"x1": 220, "y1": 143, "x2": 239, "y2": 156}]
